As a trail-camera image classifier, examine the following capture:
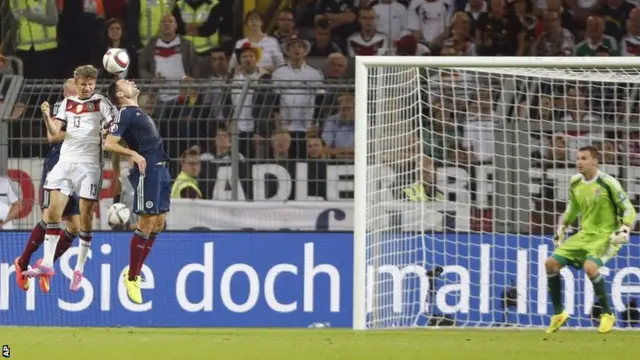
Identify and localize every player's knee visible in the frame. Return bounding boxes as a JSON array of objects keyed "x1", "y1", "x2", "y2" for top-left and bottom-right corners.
[
  {"x1": 152, "y1": 215, "x2": 166, "y2": 233},
  {"x1": 545, "y1": 257, "x2": 562, "y2": 274},
  {"x1": 43, "y1": 204, "x2": 63, "y2": 222},
  {"x1": 583, "y1": 260, "x2": 600, "y2": 278},
  {"x1": 79, "y1": 199, "x2": 96, "y2": 213},
  {"x1": 66, "y1": 216, "x2": 81, "y2": 235},
  {"x1": 137, "y1": 216, "x2": 154, "y2": 234}
]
